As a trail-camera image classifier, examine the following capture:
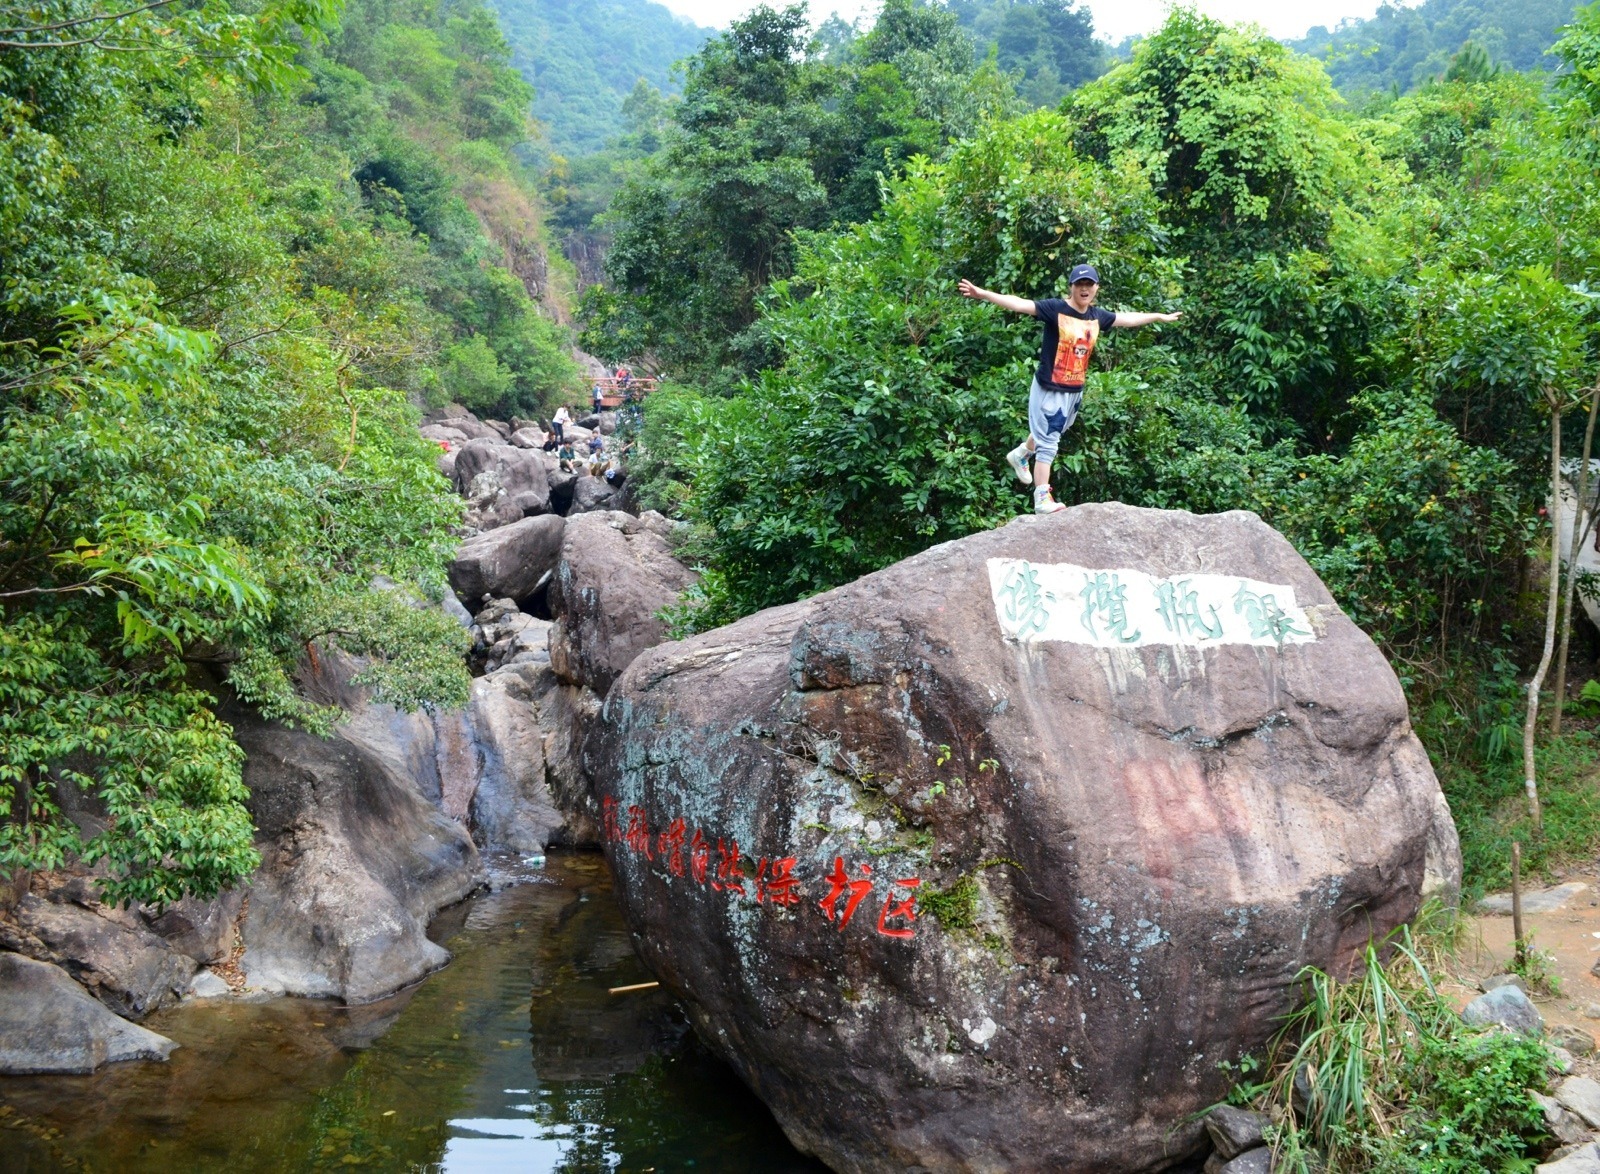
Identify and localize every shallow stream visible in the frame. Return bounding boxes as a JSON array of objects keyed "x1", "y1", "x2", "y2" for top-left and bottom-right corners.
[{"x1": 0, "y1": 851, "x2": 825, "y2": 1173}]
